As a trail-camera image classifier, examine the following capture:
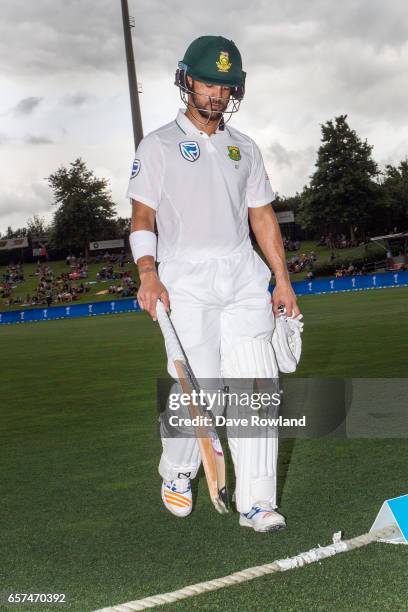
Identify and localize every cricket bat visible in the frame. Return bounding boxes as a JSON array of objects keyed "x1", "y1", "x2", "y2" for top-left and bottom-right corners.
[{"x1": 155, "y1": 300, "x2": 229, "y2": 514}]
